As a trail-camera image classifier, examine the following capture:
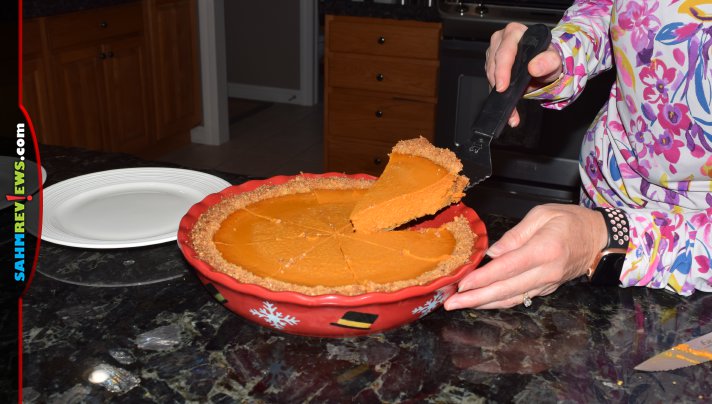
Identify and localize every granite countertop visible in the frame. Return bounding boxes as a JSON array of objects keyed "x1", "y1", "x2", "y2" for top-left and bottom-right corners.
[
  {"x1": 22, "y1": 145, "x2": 712, "y2": 402},
  {"x1": 25, "y1": 0, "x2": 441, "y2": 21},
  {"x1": 320, "y1": 0, "x2": 441, "y2": 23},
  {"x1": 23, "y1": 0, "x2": 139, "y2": 18}
]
